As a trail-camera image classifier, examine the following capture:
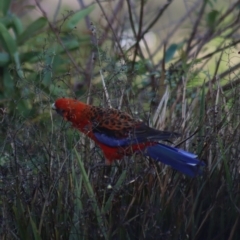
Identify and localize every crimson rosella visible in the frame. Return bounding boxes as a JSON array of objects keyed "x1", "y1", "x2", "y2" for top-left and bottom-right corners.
[{"x1": 52, "y1": 98, "x2": 205, "y2": 177}]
